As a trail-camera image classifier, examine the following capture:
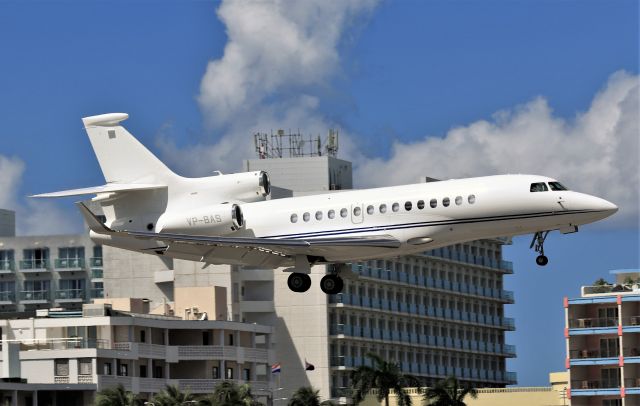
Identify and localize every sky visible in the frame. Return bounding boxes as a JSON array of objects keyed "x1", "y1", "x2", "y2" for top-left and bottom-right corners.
[{"x1": 0, "y1": 0, "x2": 638, "y2": 386}]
